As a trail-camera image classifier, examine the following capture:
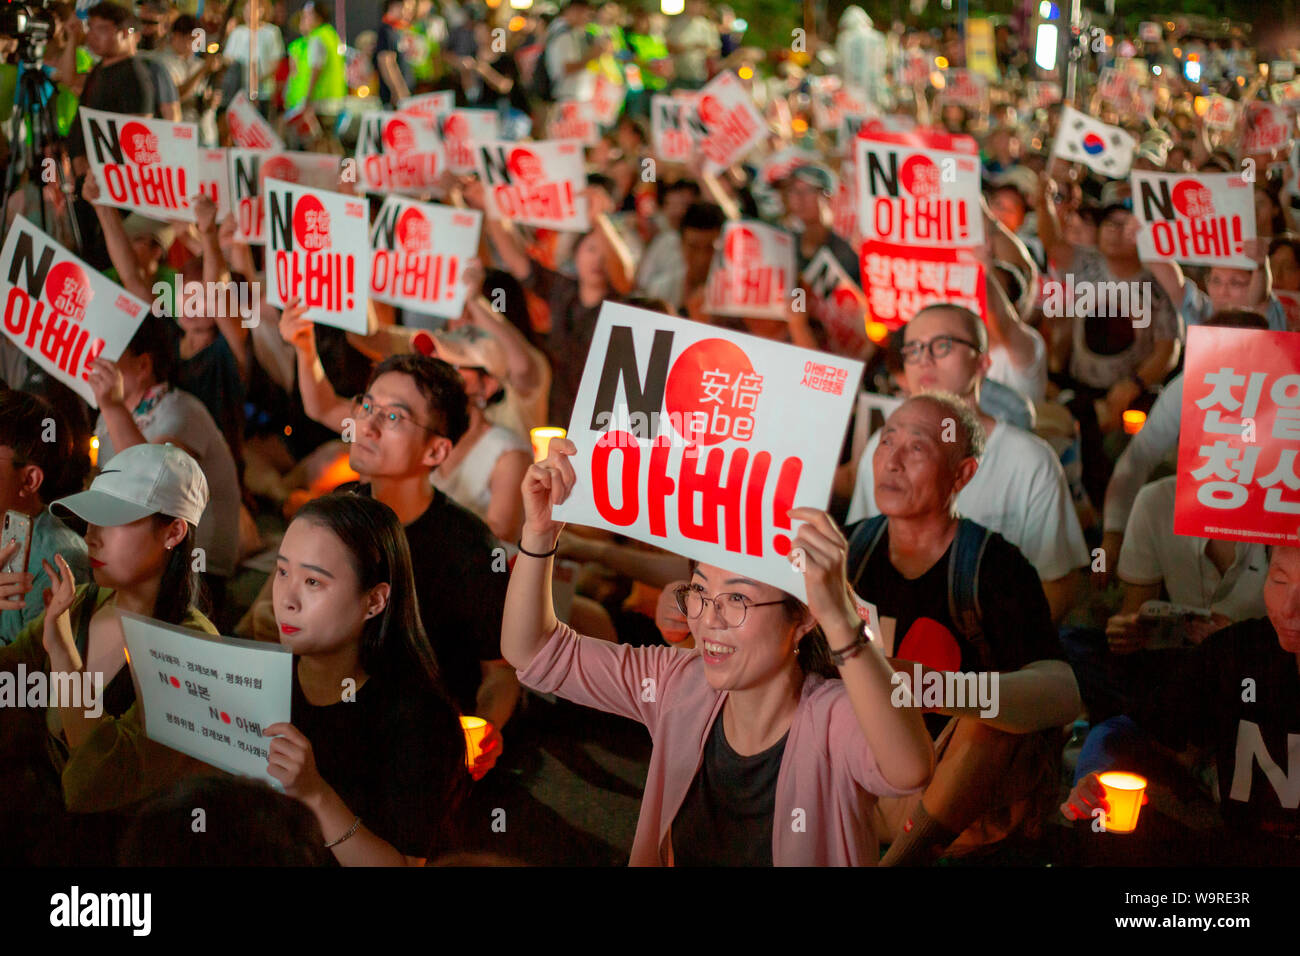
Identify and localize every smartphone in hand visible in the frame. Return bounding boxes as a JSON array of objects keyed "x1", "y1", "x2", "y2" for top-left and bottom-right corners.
[{"x1": 1, "y1": 510, "x2": 33, "y2": 576}]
